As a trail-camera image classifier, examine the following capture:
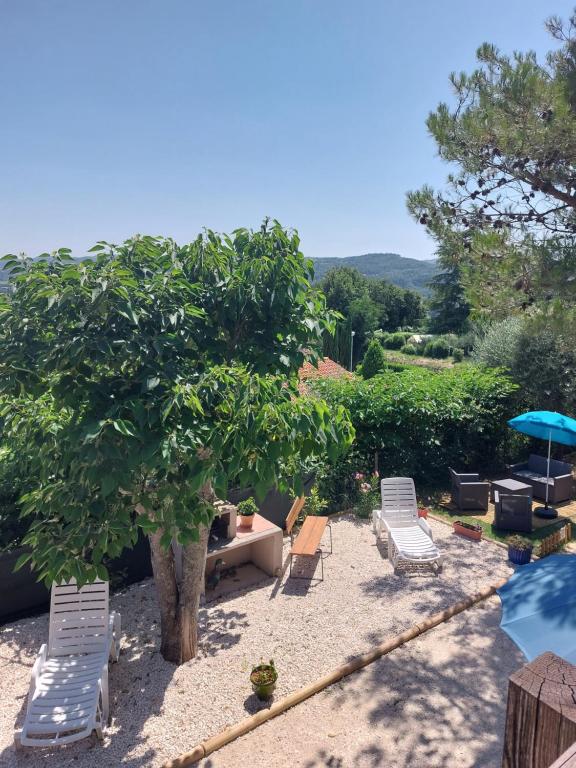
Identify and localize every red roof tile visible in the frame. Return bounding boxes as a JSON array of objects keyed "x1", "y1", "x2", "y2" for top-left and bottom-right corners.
[{"x1": 298, "y1": 357, "x2": 353, "y2": 393}]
